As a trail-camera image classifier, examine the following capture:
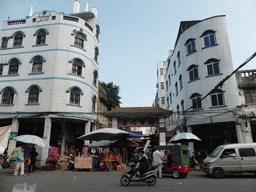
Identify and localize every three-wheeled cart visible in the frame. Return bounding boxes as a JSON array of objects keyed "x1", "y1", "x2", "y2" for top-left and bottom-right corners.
[
  {"x1": 155, "y1": 145, "x2": 190, "y2": 178},
  {"x1": 74, "y1": 156, "x2": 96, "y2": 171}
]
